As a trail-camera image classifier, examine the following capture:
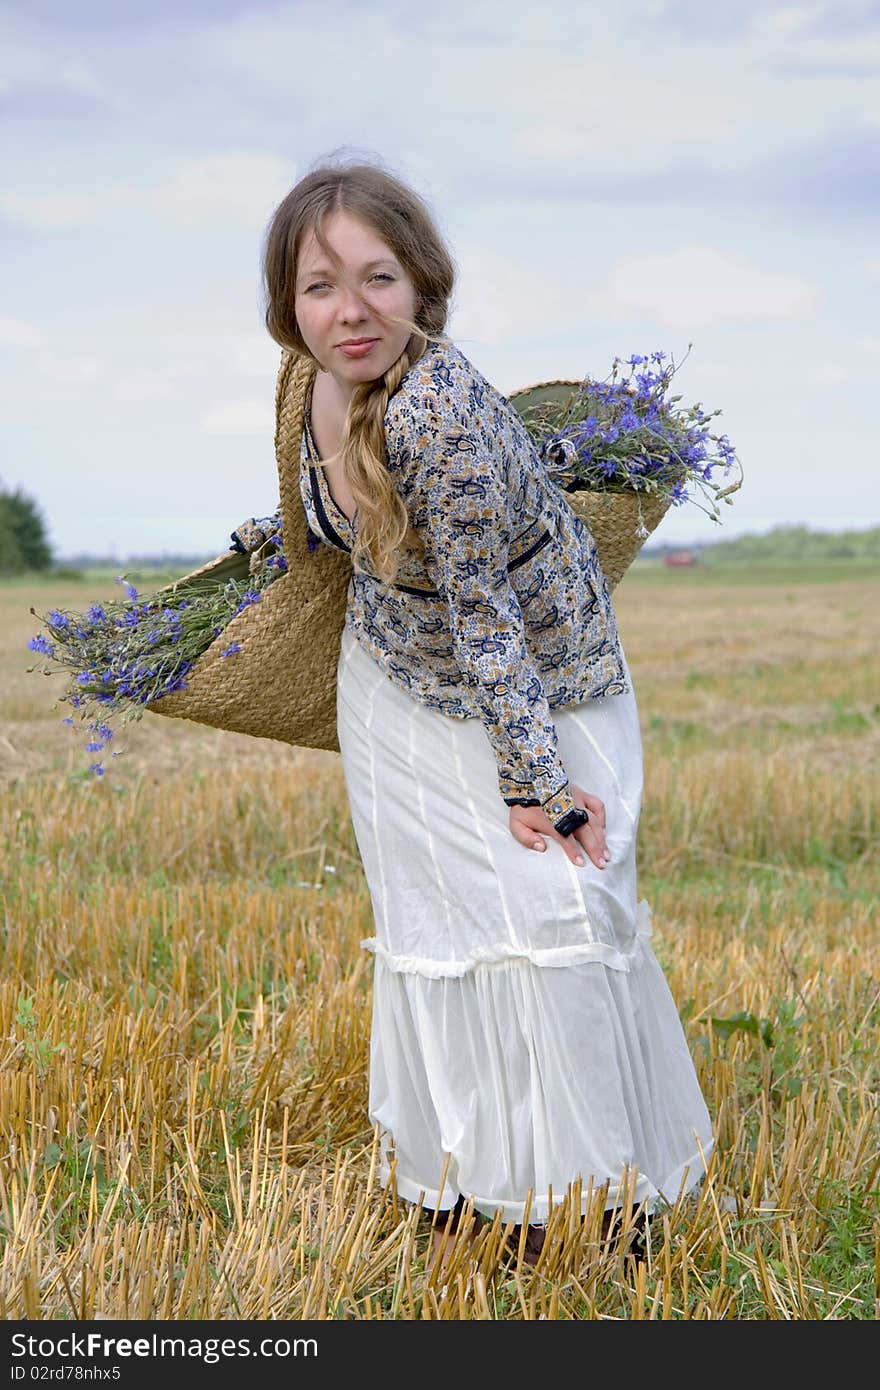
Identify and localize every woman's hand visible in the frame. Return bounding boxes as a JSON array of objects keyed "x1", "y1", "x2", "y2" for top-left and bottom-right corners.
[{"x1": 508, "y1": 784, "x2": 609, "y2": 869}]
